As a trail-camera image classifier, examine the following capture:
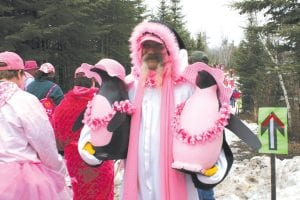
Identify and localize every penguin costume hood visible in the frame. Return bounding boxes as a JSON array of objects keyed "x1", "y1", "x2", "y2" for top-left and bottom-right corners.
[{"x1": 77, "y1": 59, "x2": 133, "y2": 165}]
